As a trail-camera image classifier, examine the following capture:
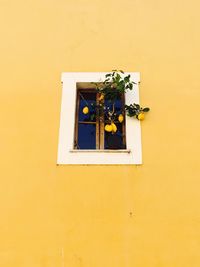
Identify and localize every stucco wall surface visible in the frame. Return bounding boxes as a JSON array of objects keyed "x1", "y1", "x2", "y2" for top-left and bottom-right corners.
[{"x1": 0, "y1": 0, "x2": 200, "y2": 266}]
